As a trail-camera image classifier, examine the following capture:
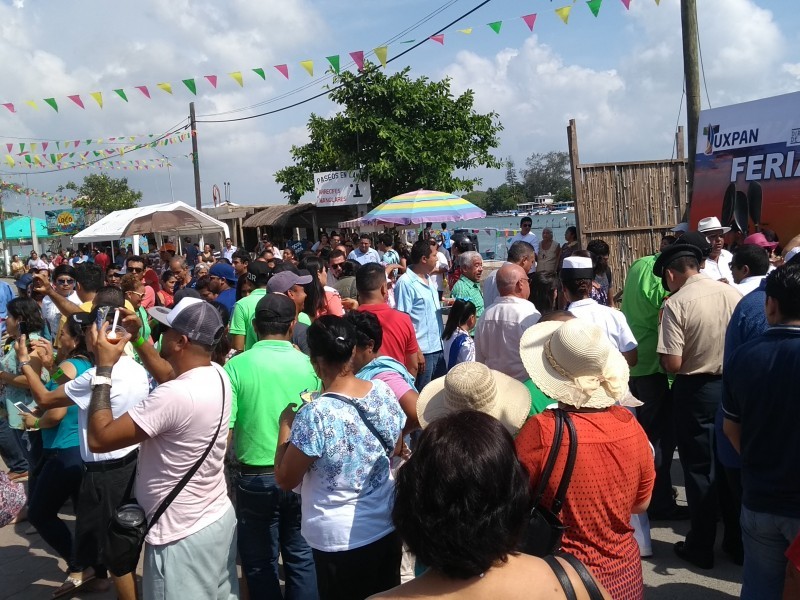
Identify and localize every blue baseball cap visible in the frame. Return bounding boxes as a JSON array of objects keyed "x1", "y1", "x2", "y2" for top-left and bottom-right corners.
[{"x1": 209, "y1": 262, "x2": 237, "y2": 283}]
